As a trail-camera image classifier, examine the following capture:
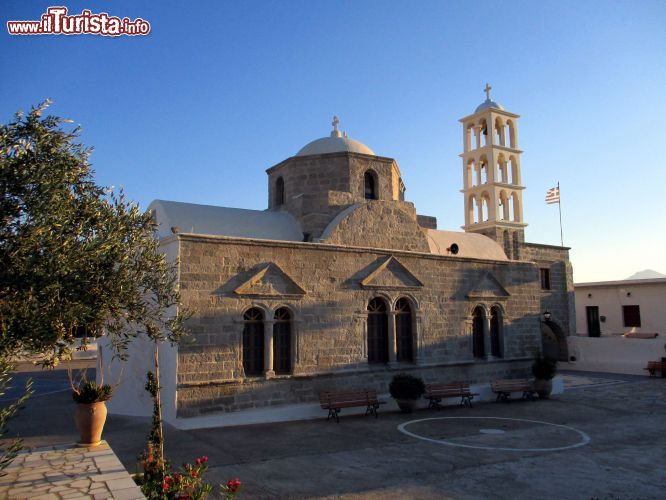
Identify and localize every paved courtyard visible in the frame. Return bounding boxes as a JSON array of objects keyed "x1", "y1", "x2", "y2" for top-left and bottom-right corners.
[{"x1": 4, "y1": 369, "x2": 665, "y2": 499}]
